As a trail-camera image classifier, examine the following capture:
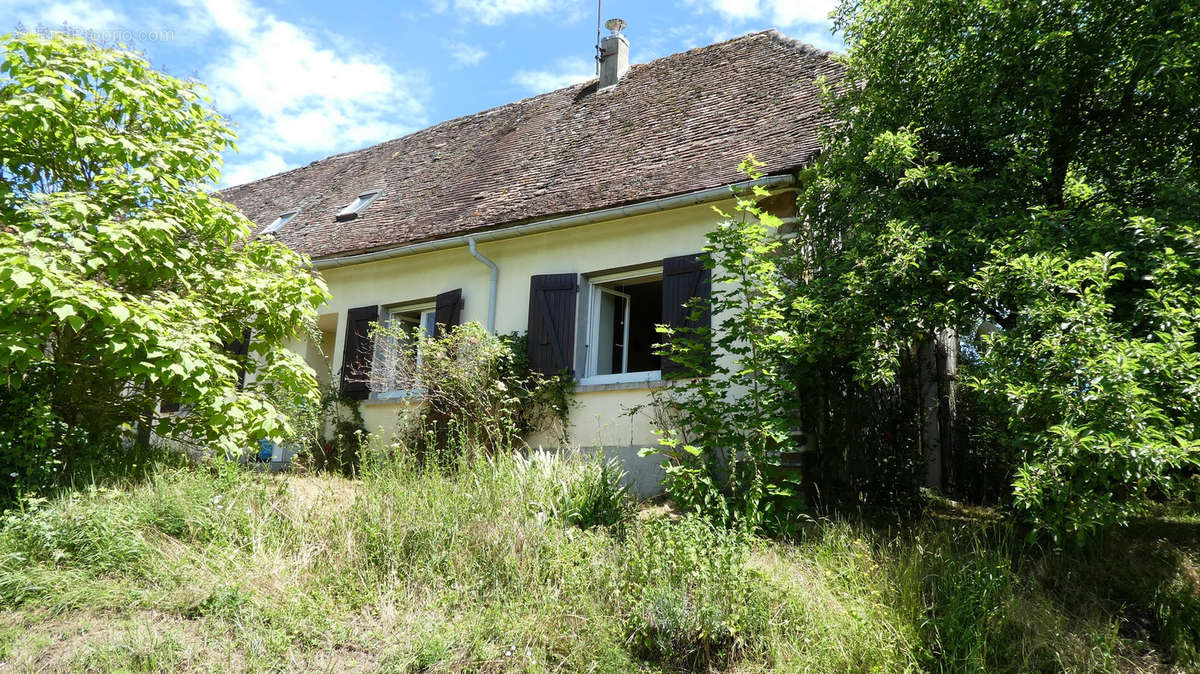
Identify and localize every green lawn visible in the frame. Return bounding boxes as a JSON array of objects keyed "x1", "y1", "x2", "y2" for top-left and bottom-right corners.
[{"x1": 0, "y1": 455, "x2": 1196, "y2": 672}]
